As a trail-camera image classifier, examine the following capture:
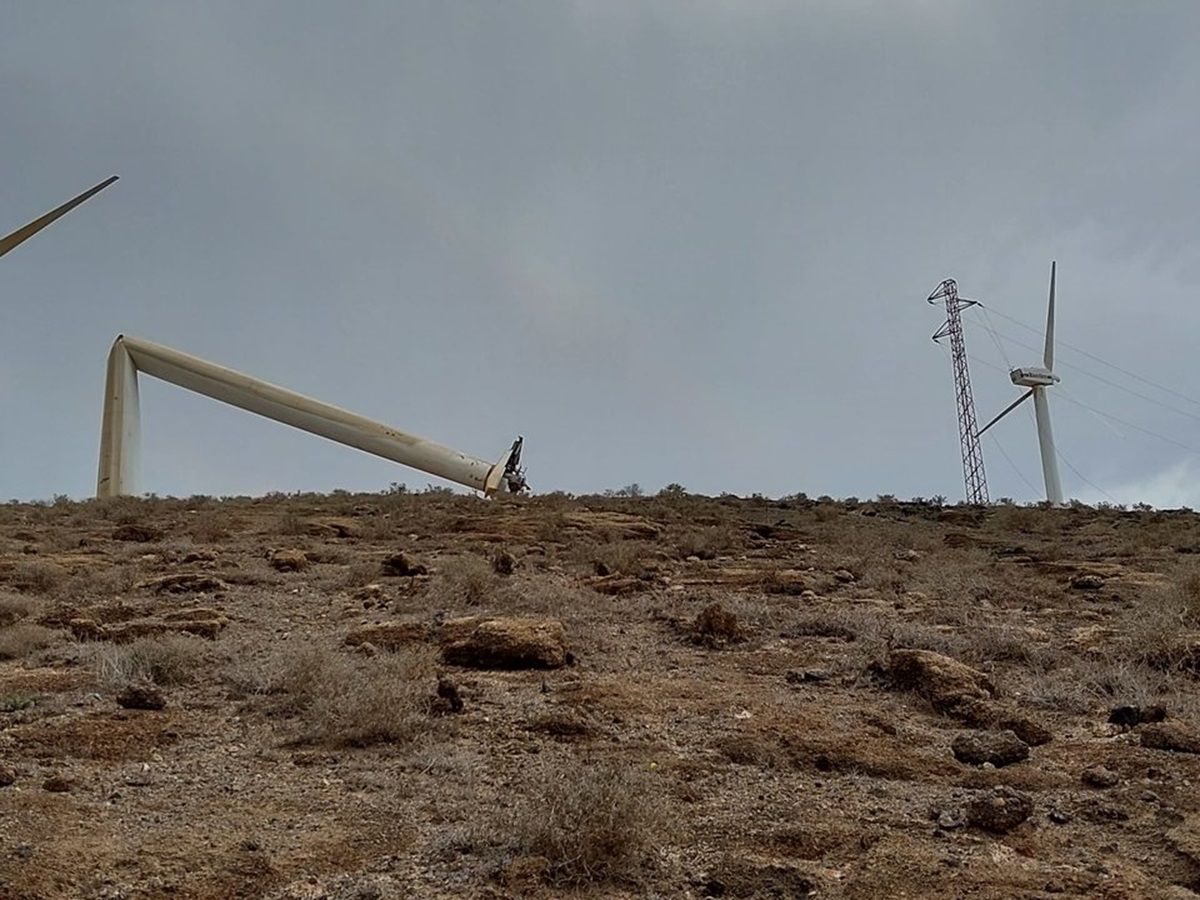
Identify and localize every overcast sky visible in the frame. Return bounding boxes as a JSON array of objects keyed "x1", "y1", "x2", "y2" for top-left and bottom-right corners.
[{"x1": 3, "y1": 2, "x2": 1199, "y2": 505}]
